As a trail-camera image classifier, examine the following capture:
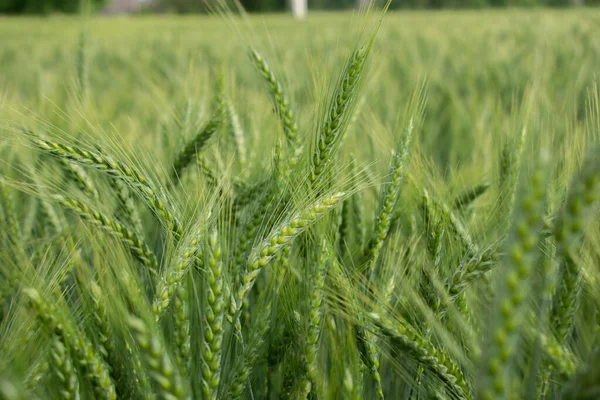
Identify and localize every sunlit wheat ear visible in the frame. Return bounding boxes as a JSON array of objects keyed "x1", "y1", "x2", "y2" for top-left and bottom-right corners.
[
  {"x1": 153, "y1": 220, "x2": 205, "y2": 318},
  {"x1": 53, "y1": 195, "x2": 158, "y2": 277},
  {"x1": 127, "y1": 316, "x2": 186, "y2": 400},
  {"x1": 200, "y1": 230, "x2": 224, "y2": 400},
  {"x1": 551, "y1": 145, "x2": 600, "y2": 344},
  {"x1": 366, "y1": 119, "x2": 413, "y2": 278},
  {"x1": 23, "y1": 288, "x2": 117, "y2": 400},
  {"x1": 235, "y1": 192, "x2": 345, "y2": 312},
  {"x1": 250, "y1": 49, "x2": 299, "y2": 148},
  {"x1": 477, "y1": 151, "x2": 550, "y2": 400},
  {"x1": 309, "y1": 47, "x2": 368, "y2": 186},
  {"x1": 49, "y1": 335, "x2": 79, "y2": 400},
  {"x1": 30, "y1": 134, "x2": 182, "y2": 238}
]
